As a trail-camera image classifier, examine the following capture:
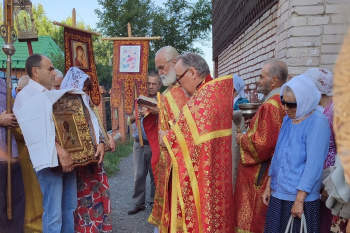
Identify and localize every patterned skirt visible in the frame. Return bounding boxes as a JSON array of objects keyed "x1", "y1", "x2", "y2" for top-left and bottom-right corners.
[
  {"x1": 74, "y1": 163, "x2": 112, "y2": 233},
  {"x1": 264, "y1": 196, "x2": 320, "y2": 233}
]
